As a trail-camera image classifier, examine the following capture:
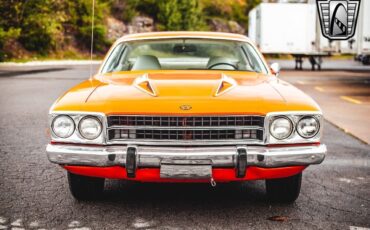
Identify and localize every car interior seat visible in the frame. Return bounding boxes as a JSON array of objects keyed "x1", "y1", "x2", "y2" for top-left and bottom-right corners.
[{"x1": 131, "y1": 55, "x2": 162, "y2": 70}]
